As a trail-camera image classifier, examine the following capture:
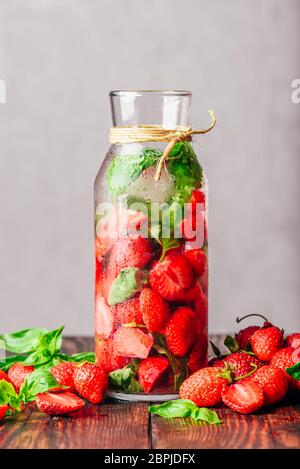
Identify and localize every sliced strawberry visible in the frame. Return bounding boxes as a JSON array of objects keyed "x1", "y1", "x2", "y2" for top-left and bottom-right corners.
[
  {"x1": 140, "y1": 288, "x2": 170, "y2": 332},
  {"x1": 165, "y1": 306, "x2": 197, "y2": 357},
  {"x1": 149, "y1": 255, "x2": 193, "y2": 301},
  {"x1": 95, "y1": 336, "x2": 129, "y2": 373},
  {"x1": 138, "y1": 356, "x2": 169, "y2": 393},
  {"x1": 194, "y1": 285, "x2": 208, "y2": 330},
  {"x1": 8, "y1": 363, "x2": 34, "y2": 393},
  {"x1": 36, "y1": 391, "x2": 85, "y2": 416},
  {"x1": 184, "y1": 249, "x2": 207, "y2": 276},
  {"x1": 0, "y1": 404, "x2": 9, "y2": 420},
  {"x1": 221, "y1": 381, "x2": 264, "y2": 414},
  {"x1": 74, "y1": 362, "x2": 108, "y2": 404},
  {"x1": 51, "y1": 362, "x2": 76, "y2": 392},
  {"x1": 94, "y1": 295, "x2": 114, "y2": 339},
  {"x1": 115, "y1": 297, "x2": 143, "y2": 326},
  {"x1": 0, "y1": 370, "x2": 13, "y2": 385},
  {"x1": 112, "y1": 327, "x2": 153, "y2": 359}
]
